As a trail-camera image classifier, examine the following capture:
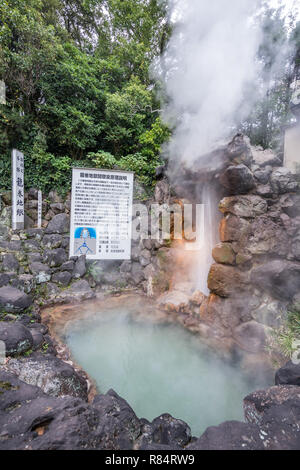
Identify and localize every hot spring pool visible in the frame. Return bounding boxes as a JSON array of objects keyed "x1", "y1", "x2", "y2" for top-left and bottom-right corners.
[{"x1": 63, "y1": 306, "x2": 270, "y2": 436}]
